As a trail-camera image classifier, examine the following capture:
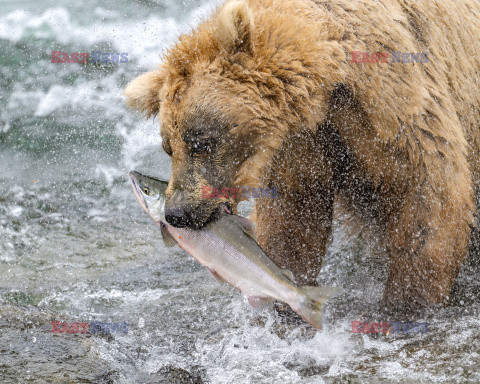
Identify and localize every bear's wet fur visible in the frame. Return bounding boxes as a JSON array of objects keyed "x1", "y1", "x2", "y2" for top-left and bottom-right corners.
[{"x1": 125, "y1": 0, "x2": 480, "y2": 310}]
